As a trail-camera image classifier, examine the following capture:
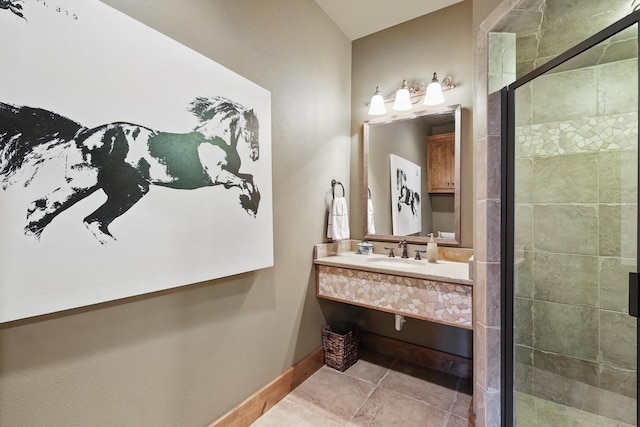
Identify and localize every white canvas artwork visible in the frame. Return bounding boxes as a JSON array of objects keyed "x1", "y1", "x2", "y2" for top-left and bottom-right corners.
[
  {"x1": 390, "y1": 154, "x2": 421, "y2": 236},
  {"x1": 0, "y1": 0, "x2": 273, "y2": 322}
]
